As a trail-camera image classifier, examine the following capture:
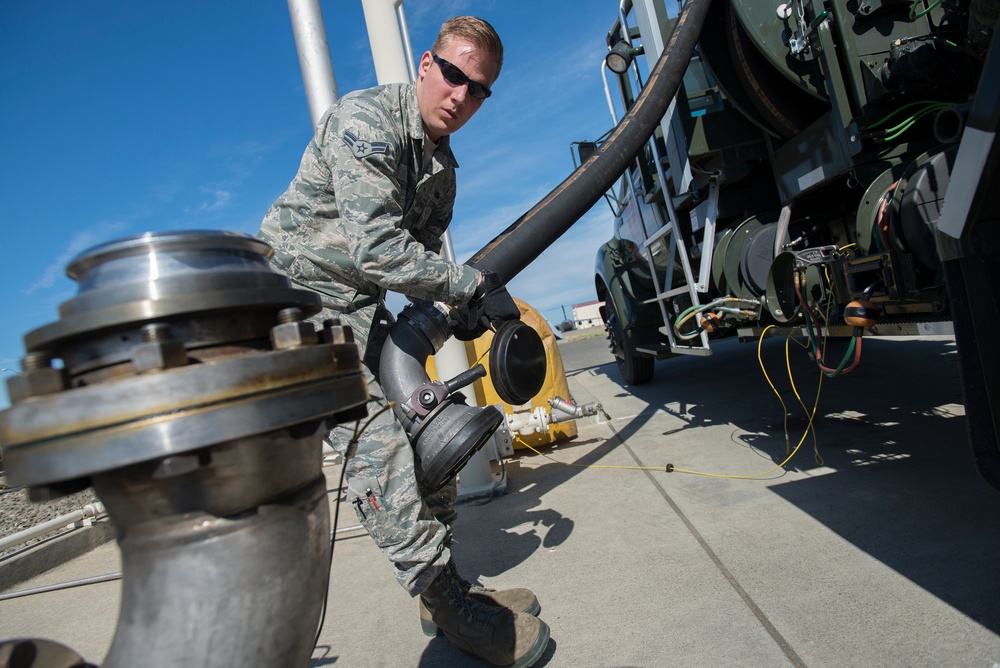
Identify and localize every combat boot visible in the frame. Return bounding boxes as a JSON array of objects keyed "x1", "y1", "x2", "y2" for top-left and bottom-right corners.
[
  {"x1": 420, "y1": 560, "x2": 540, "y2": 636},
  {"x1": 420, "y1": 566, "x2": 549, "y2": 668}
]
